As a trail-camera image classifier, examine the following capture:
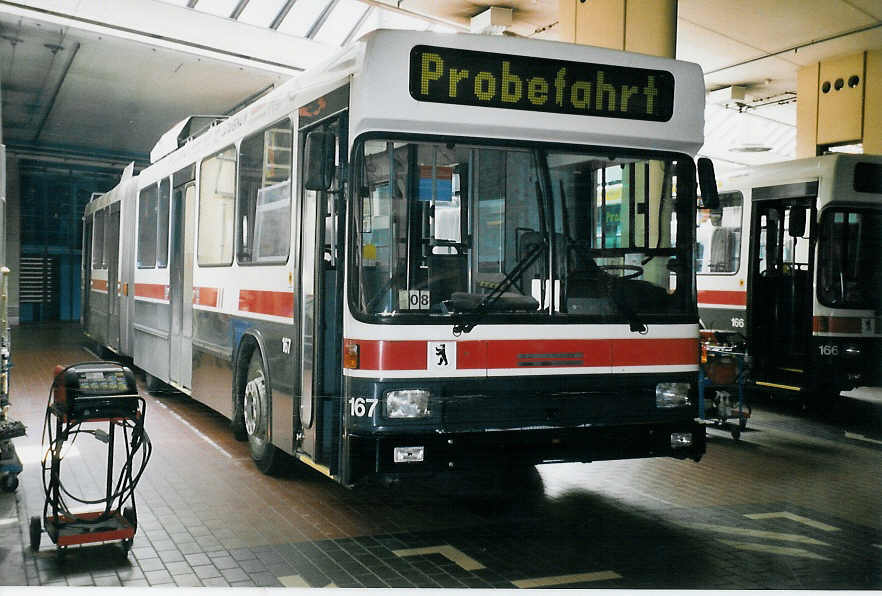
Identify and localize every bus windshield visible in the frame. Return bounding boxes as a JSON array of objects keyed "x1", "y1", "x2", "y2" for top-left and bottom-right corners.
[
  {"x1": 350, "y1": 138, "x2": 695, "y2": 324},
  {"x1": 818, "y1": 207, "x2": 882, "y2": 310}
]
